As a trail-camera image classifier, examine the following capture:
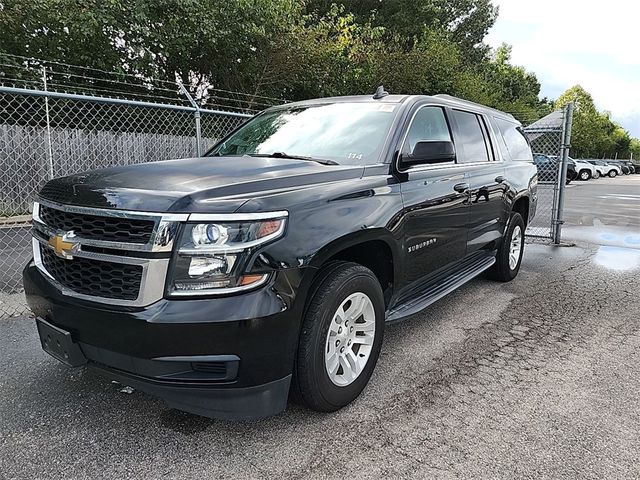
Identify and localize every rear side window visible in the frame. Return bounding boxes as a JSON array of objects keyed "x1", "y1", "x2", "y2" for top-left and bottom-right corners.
[
  {"x1": 495, "y1": 118, "x2": 533, "y2": 161},
  {"x1": 451, "y1": 110, "x2": 490, "y2": 163},
  {"x1": 489, "y1": 117, "x2": 511, "y2": 160}
]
